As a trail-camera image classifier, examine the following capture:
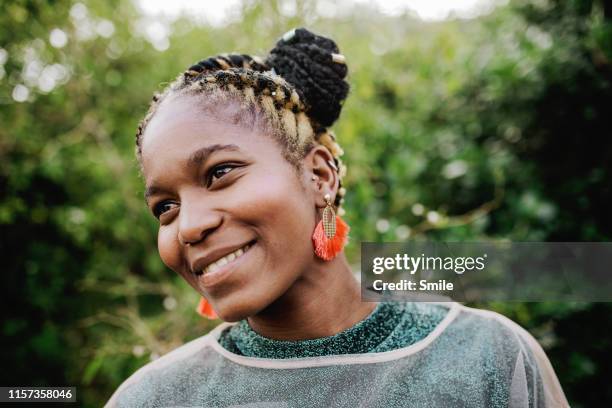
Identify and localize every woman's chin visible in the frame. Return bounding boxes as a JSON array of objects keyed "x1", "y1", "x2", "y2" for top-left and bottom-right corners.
[{"x1": 212, "y1": 299, "x2": 262, "y2": 322}]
